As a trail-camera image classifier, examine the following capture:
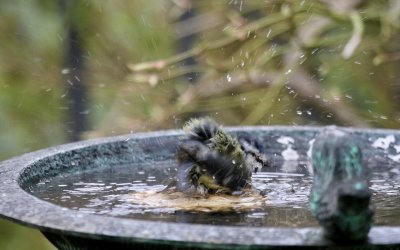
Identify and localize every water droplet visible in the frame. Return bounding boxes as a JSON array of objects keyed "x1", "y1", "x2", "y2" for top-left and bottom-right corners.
[
  {"x1": 61, "y1": 68, "x2": 70, "y2": 74},
  {"x1": 79, "y1": 110, "x2": 91, "y2": 115},
  {"x1": 226, "y1": 74, "x2": 232, "y2": 82},
  {"x1": 296, "y1": 110, "x2": 303, "y2": 115},
  {"x1": 345, "y1": 94, "x2": 352, "y2": 99},
  {"x1": 285, "y1": 69, "x2": 292, "y2": 75},
  {"x1": 266, "y1": 29, "x2": 272, "y2": 38},
  {"x1": 311, "y1": 48, "x2": 319, "y2": 55}
]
